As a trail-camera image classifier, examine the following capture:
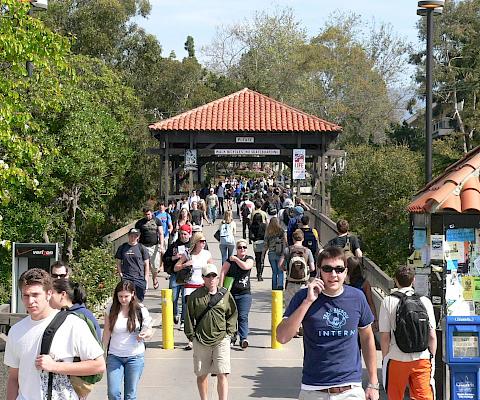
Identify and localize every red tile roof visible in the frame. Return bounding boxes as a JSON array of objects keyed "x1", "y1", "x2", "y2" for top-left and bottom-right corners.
[
  {"x1": 149, "y1": 88, "x2": 342, "y2": 133},
  {"x1": 408, "y1": 146, "x2": 480, "y2": 213}
]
